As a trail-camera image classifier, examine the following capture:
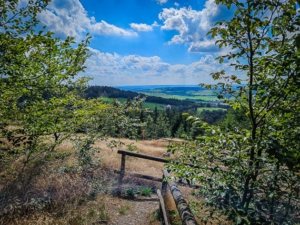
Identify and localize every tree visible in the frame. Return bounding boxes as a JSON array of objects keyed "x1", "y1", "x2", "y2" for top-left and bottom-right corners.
[
  {"x1": 0, "y1": 1, "x2": 136, "y2": 213},
  {"x1": 154, "y1": 111, "x2": 171, "y2": 138},
  {"x1": 175, "y1": 123, "x2": 186, "y2": 138},
  {"x1": 168, "y1": 0, "x2": 300, "y2": 224},
  {"x1": 218, "y1": 108, "x2": 250, "y2": 130}
]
